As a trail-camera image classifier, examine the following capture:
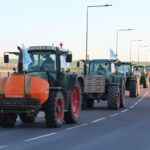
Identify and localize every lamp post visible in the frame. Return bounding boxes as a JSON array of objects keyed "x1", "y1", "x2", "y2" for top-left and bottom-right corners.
[
  {"x1": 116, "y1": 28, "x2": 133, "y2": 57},
  {"x1": 130, "y1": 40, "x2": 142, "y2": 62},
  {"x1": 85, "y1": 4, "x2": 112, "y2": 70},
  {"x1": 138, "y1": 45, "x2": 147, "y2": 66}
]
